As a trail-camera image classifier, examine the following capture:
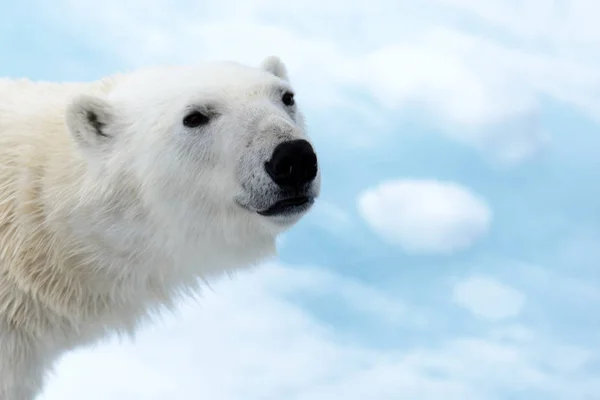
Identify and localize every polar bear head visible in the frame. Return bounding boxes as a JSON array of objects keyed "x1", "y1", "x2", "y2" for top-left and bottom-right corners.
[{"x1": 65, "y1": 56, "x2": 320, "y2": 265}]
